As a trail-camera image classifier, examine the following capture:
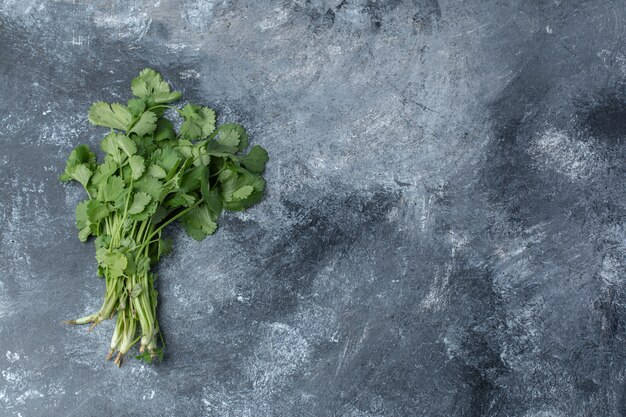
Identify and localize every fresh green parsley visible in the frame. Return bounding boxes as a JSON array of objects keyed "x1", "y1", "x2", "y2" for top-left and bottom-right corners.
[{"x1": 61, "y1": 68, "x2": 269, "y2": 366}]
